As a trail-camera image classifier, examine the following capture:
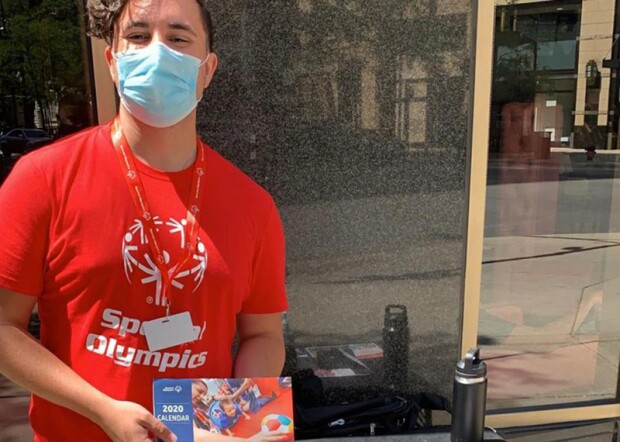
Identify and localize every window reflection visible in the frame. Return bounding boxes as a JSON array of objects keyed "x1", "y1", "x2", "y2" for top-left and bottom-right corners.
[
  {"x1": 481, "y1": 0, "x2": 620, "y2": 410},
  {"x1": 202, "y1": 0, "x2": 471, "y2": 401}
]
